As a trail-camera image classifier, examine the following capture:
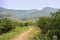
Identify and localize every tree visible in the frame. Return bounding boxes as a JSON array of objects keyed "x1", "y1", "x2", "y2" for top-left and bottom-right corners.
[
  {"x1": 36, "y1": 10, "x2": 60, "y2": 40},
  {"x1": 0, "y1": 18, "x2": 16, "y2": 34},
  {"x1": 37, "y1": 16, "x2": 50, "y2": 34}
]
